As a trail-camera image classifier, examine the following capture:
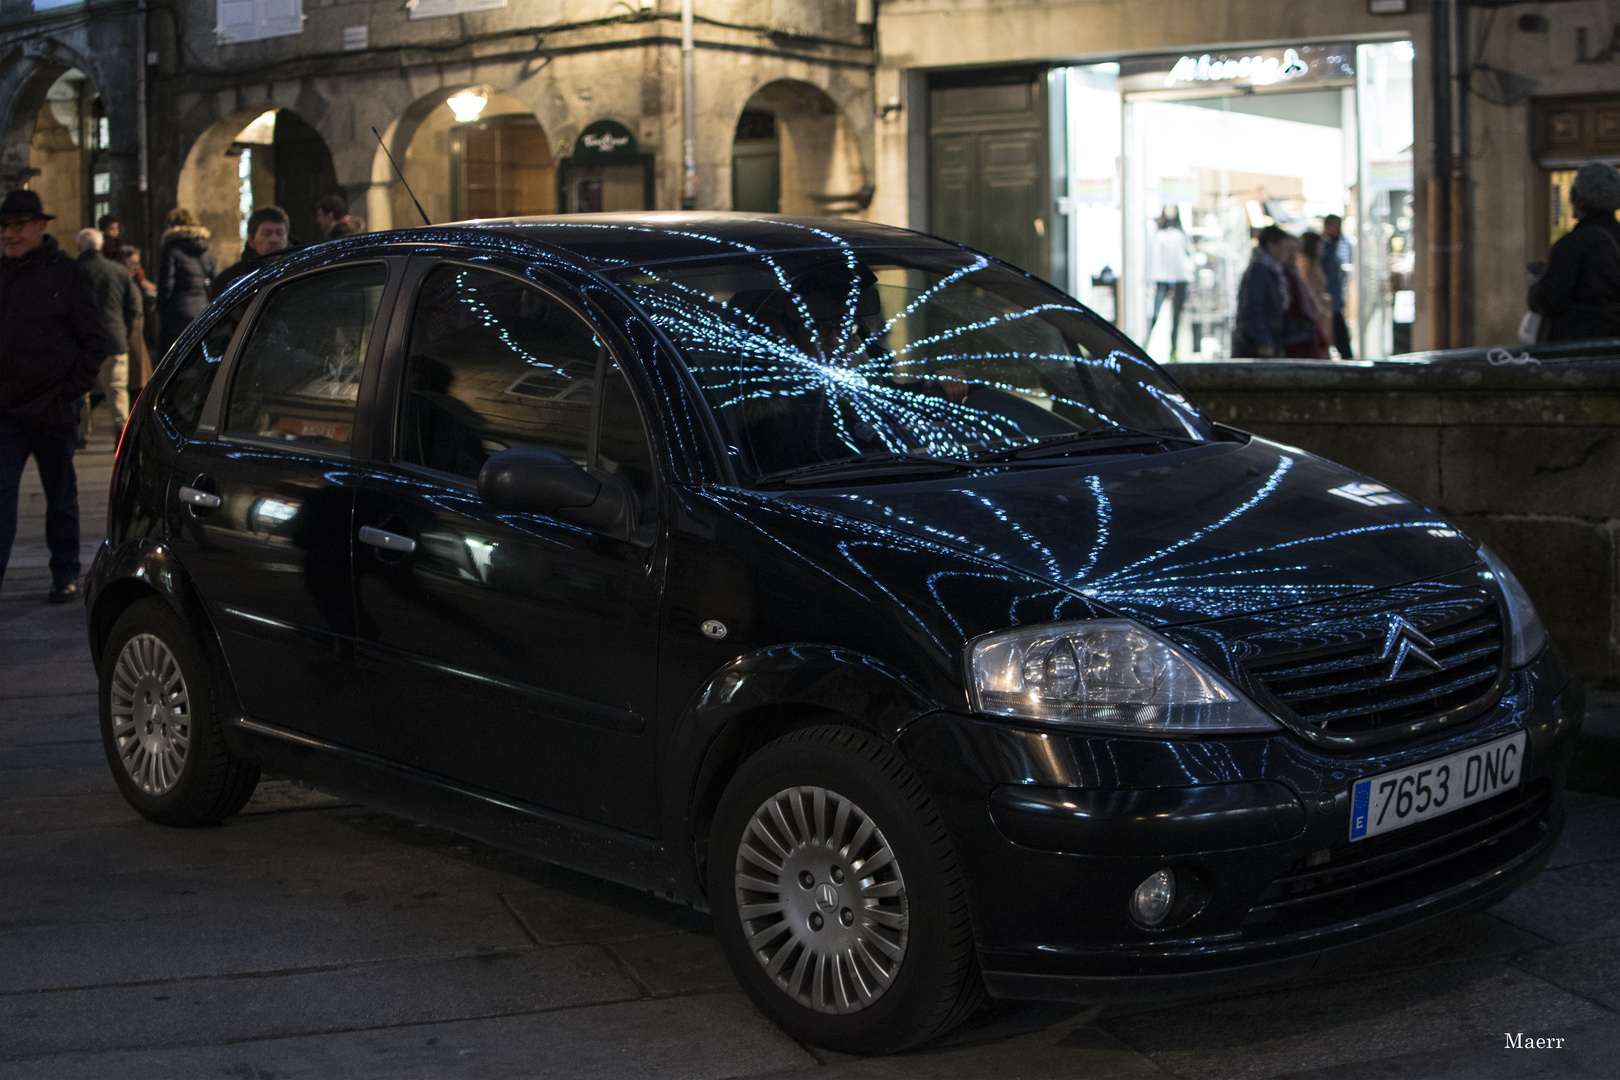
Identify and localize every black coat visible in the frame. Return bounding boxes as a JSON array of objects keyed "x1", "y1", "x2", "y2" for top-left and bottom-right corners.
[
  {"x1": 157, "y1": 225, "x2": 216, "y2": 355},
  {"x1": 77, "y1": 249, "x2": 140, "y2": 356},
  {"x1": 0, "y1": 234, "x2": 106, "y2": 427},
  {"x1": 209, "y1": 243, "x2": 298, "y2": 301},
  {"x1": 1529, "y1": 213, "x2": 1620, "y2": 342}
]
